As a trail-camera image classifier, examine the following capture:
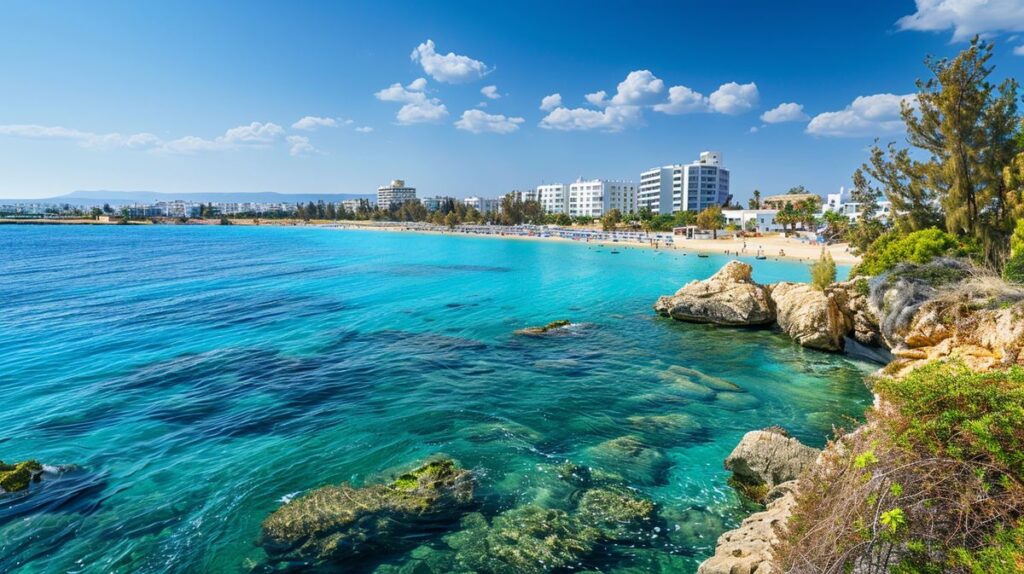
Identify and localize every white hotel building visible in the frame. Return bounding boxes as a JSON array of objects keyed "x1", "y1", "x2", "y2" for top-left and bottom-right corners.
[
  {"x1": 638, "y1": 151, "x2": 731, "y2": 215},
  {"x1": 536, "y1": 179, "x2": 636, "y2": 218},
  {"x1": 377, "y1": 179, "x2": 417, "y2": 208}
]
